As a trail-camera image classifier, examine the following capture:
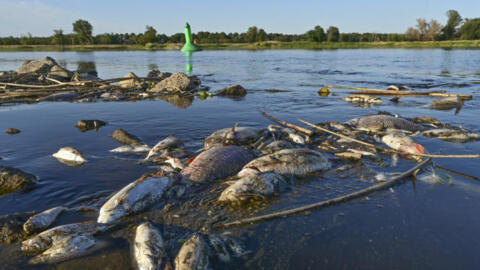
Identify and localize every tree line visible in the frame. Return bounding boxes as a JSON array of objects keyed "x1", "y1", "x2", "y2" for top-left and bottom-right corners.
[{"x1": 1, "y1": 10, "x2": 478, "y2": 46}]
